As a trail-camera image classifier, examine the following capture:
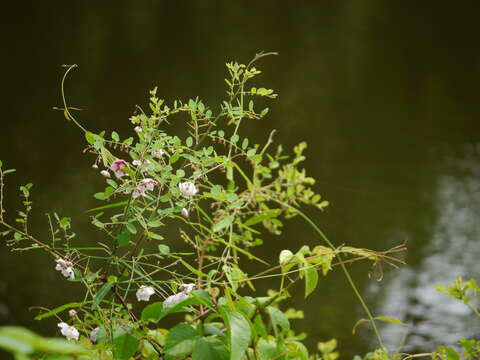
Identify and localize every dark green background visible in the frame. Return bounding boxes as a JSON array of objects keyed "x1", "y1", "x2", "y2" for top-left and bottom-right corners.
[{"x1": 1, "y1": 1, "x2": 480, "y2": 357}]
